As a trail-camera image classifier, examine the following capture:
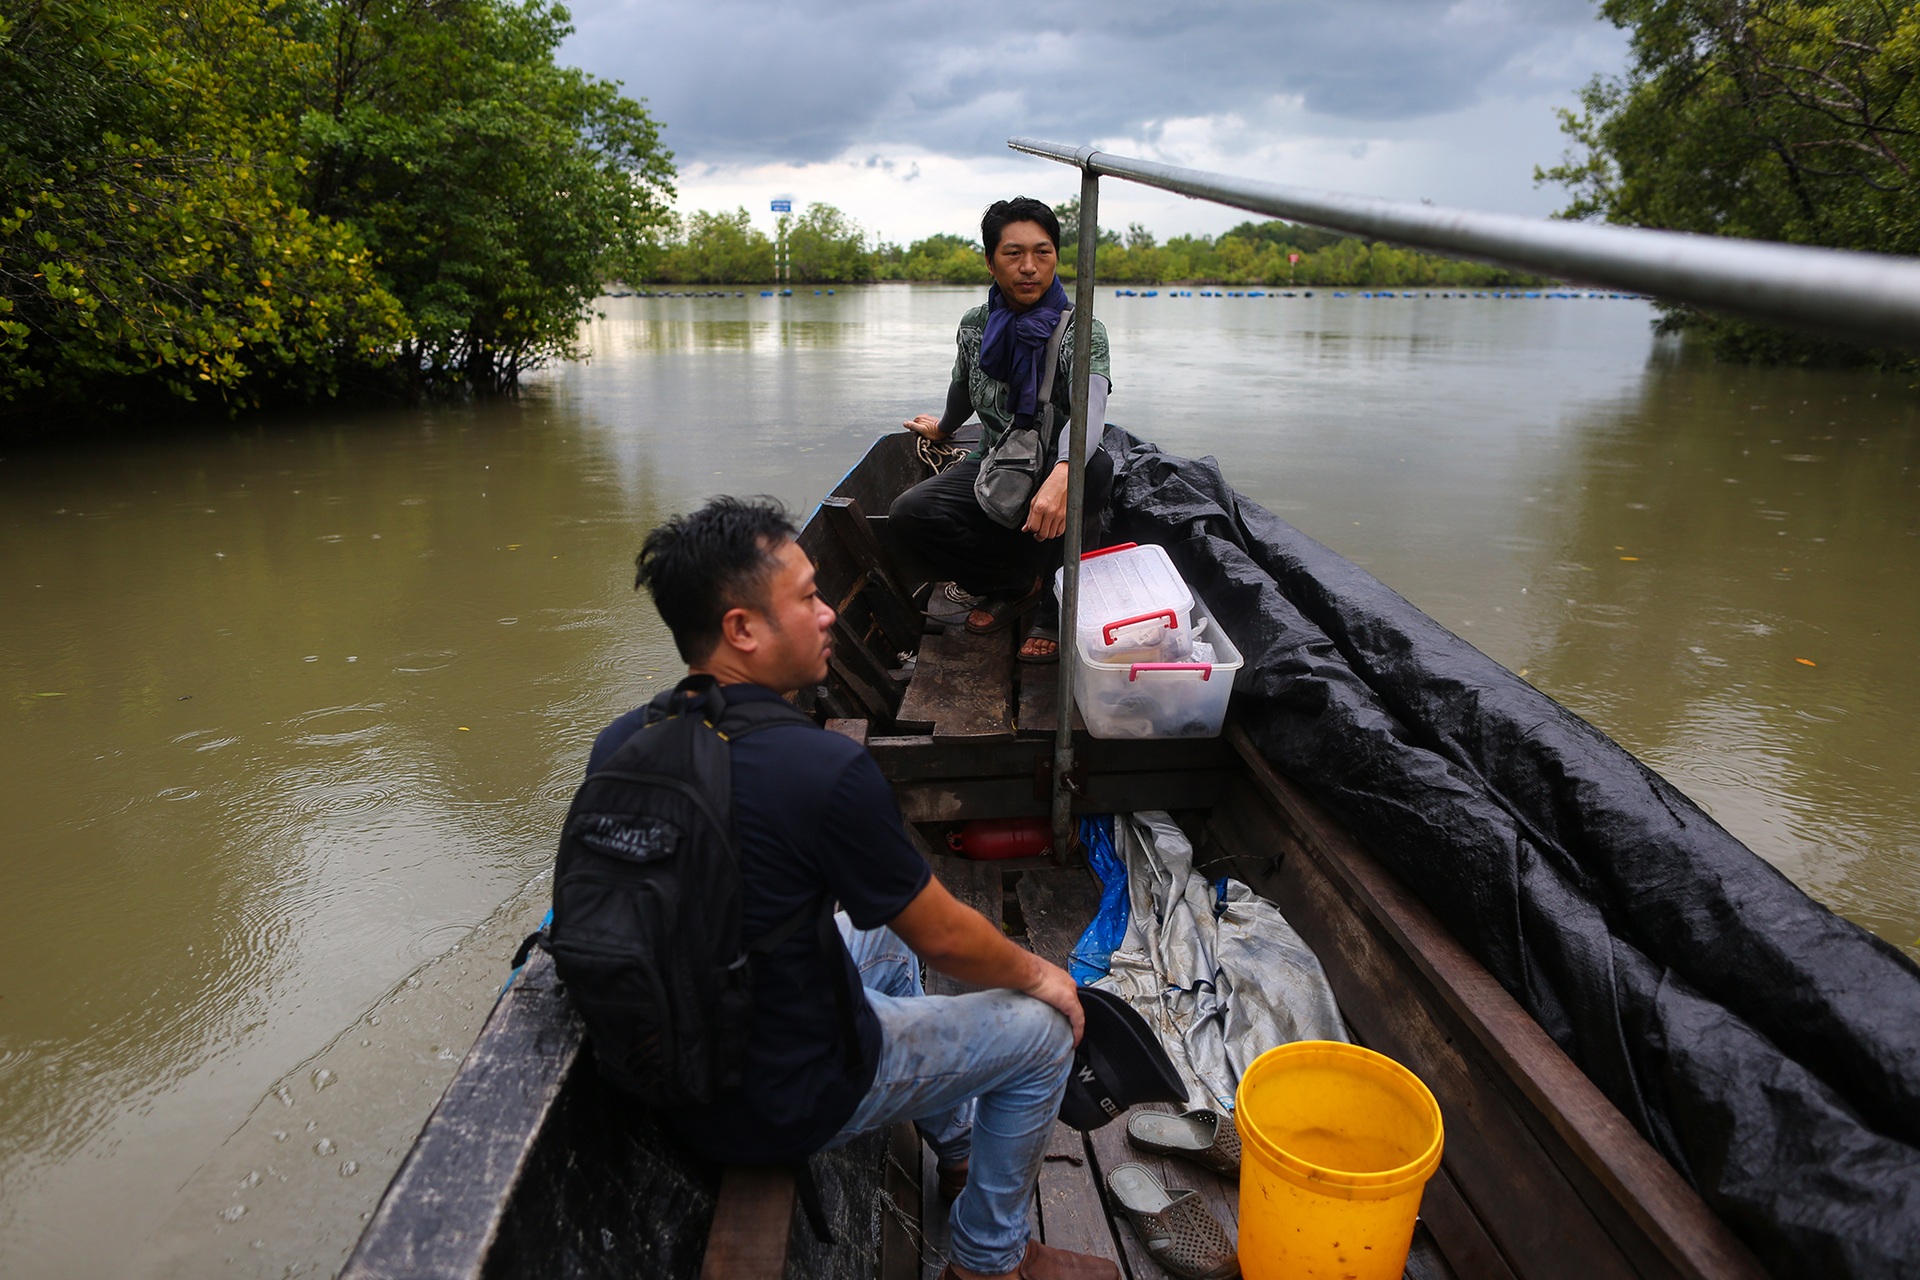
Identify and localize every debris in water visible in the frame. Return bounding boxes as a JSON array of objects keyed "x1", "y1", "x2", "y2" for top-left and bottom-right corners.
[
  {"x1": 312, "y1": 1067, "x2": 336, "y2": 1092},
  {"x1": 275, "y1": 1086, "x2": 293, "y2": 1108},
  {"x1": 339, "y1": 1160, "x2": 359, "y2": 1178},
  {"x1": 314, "y1": 1138, "x2": 335, "y2": 1156},
  {"x1": 1796, "y1": 658, "x2": 1817, "y2": 667},
  {"x1": 220, "y1": 1205, "x2": 246, "y2": 1223}
]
